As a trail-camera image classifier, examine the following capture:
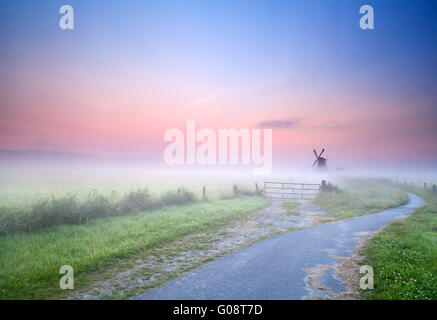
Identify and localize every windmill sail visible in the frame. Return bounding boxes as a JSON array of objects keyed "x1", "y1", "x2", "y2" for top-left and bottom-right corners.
[{"x1": 312, "y1": 148, "x2": 327, "y2": 169}]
